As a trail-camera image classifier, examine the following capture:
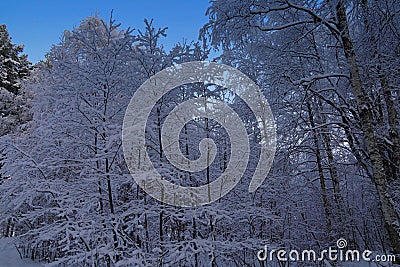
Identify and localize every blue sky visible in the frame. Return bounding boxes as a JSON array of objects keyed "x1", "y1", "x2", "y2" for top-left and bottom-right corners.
[{"x1": 0, "y1": 0, "x2": 211, "y2": 63}]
